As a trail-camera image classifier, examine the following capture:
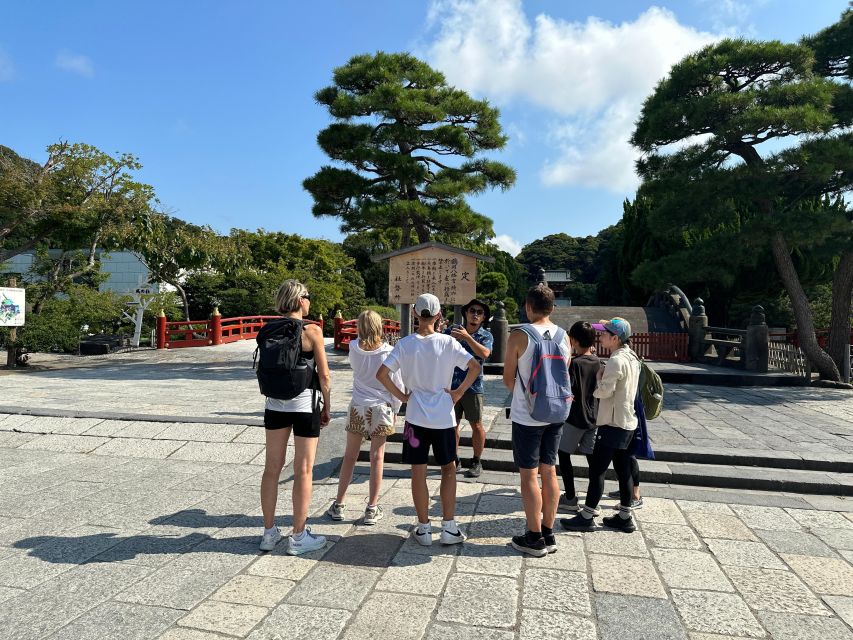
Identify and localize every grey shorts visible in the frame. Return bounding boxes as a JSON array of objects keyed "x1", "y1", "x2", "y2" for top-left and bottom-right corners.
[
  {"x1": 559, "y1": 423, "x2": 597, "y2": 455},
  {"x1": 454, "y1": 391, "x2": 483, "y2": 425},
  {"x1": 512, "y1": 421, "x2": 563, "y2": 469}
]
